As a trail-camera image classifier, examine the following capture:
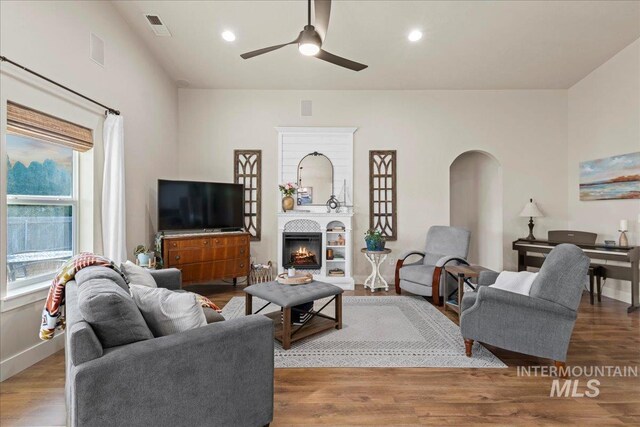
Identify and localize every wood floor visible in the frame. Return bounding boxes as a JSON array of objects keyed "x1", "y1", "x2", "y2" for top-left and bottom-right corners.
[{"x1": 1, "y1": 284, "x2": 639, "y2": 426}]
